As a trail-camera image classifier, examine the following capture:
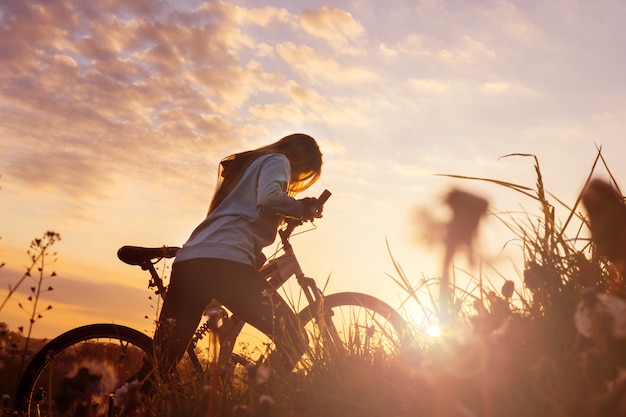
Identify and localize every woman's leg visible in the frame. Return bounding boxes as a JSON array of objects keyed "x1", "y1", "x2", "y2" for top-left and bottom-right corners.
[
  {"x1": 153, "y1": 260, "x2": 214, "y2": 374},
  {"x1": 208, "y1": 260, "x2": 307, "y2": 371},
  {"x1": 150, "y1": 258, "x2": 305, "y2": 377}
]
